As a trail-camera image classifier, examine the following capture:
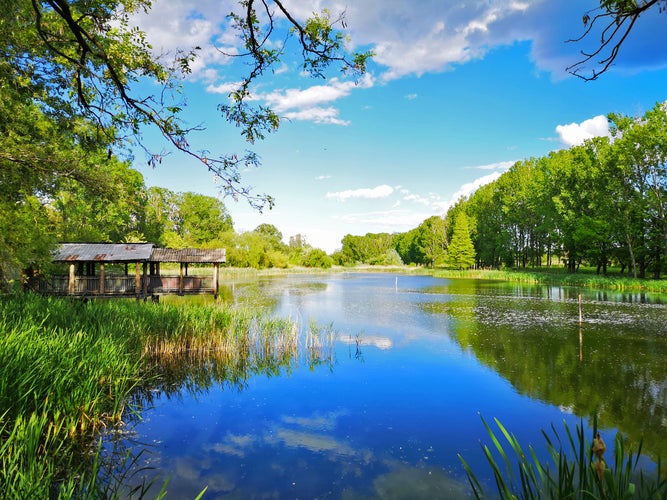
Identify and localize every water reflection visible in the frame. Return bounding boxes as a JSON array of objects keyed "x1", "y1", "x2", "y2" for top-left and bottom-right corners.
[
  {"x1": 109, "y1": 274, "x2": 667, "y2": 497},
  {"x1": 438, "y1": 281, "x2": 667, "y2": 459},
  {"x1": 104, "y1": 319, "x2": 339, "y2": 497}
]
